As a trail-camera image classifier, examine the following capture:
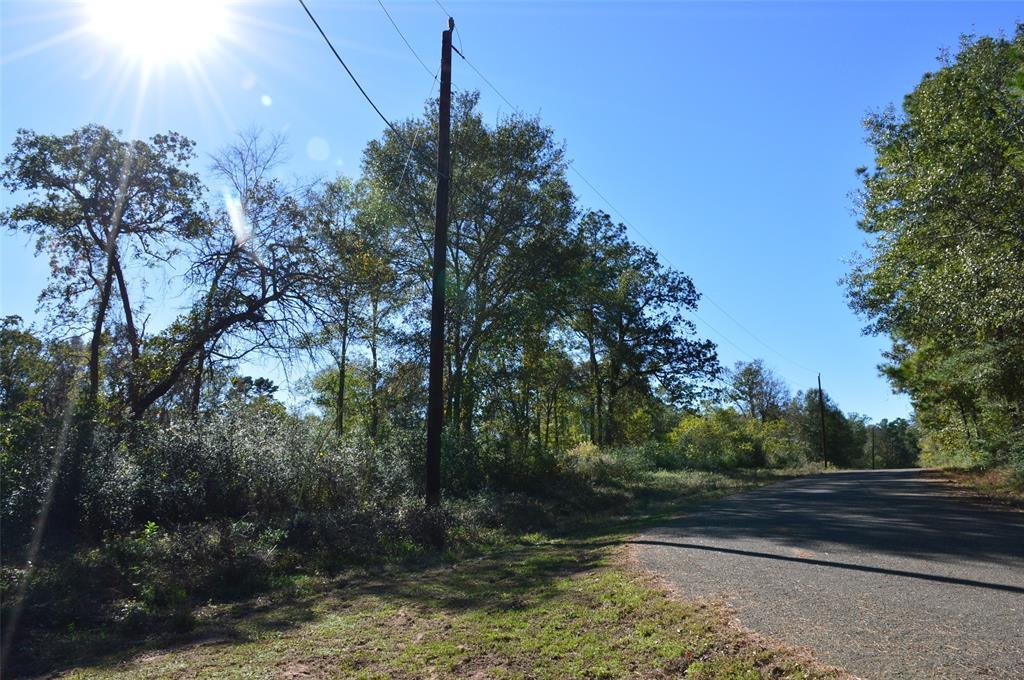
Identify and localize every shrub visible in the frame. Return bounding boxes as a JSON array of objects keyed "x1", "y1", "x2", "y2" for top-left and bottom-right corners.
[{"x1": 668, "y1": 408, "x2": 809, "y2": 470}]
